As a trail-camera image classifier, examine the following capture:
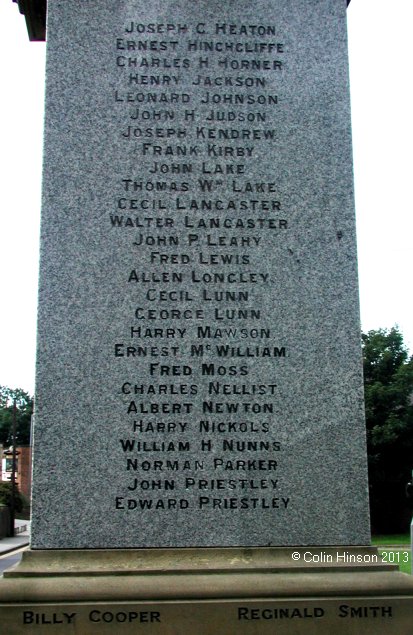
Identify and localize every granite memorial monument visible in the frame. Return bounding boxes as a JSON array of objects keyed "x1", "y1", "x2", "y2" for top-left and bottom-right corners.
[{"x1": 2, "y1": 0, "x2": 413, "y2": 633}]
